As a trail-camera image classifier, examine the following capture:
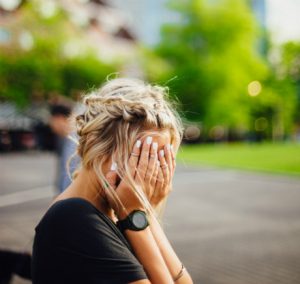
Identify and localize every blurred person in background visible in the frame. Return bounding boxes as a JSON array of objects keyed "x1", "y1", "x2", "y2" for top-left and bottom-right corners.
[
  {"x1": 49, "y1": 102, "x2": 80, "y2": 194},
  {"x1": 32, "y1": 78, "x2": 193, "y2": 284}
]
